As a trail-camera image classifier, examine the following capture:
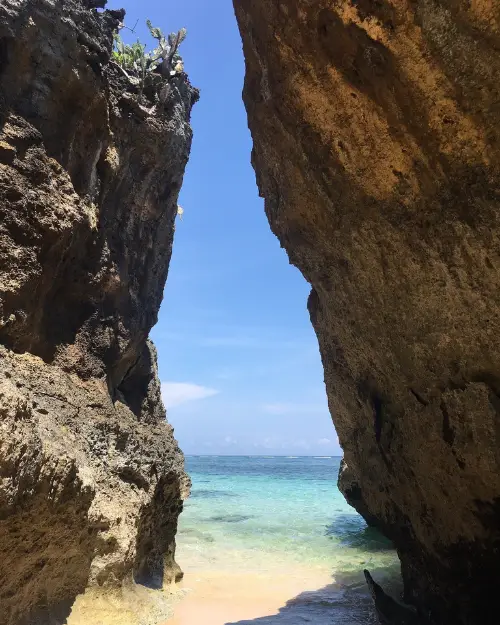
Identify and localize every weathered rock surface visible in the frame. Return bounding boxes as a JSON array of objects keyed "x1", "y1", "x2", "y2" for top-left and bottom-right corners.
[
  {"x1": 0, "y1": 1, "x2": 197, "y2": 623},
  {"x1": 234, "y1": 1, "x2": 500, "y2": 623}
]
